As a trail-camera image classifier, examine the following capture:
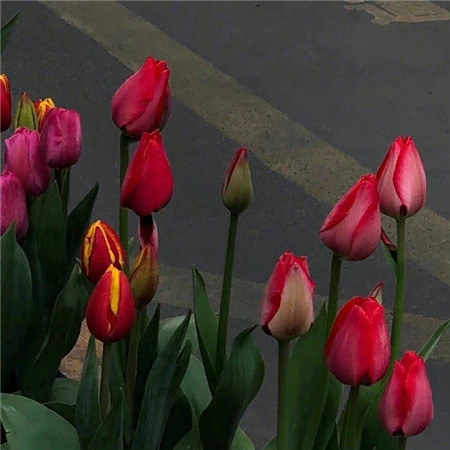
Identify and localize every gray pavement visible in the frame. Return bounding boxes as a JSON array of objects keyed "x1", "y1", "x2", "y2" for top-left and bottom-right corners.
[{"x1": 1, "y1": 2, "x2": 449, "y2": 449}]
